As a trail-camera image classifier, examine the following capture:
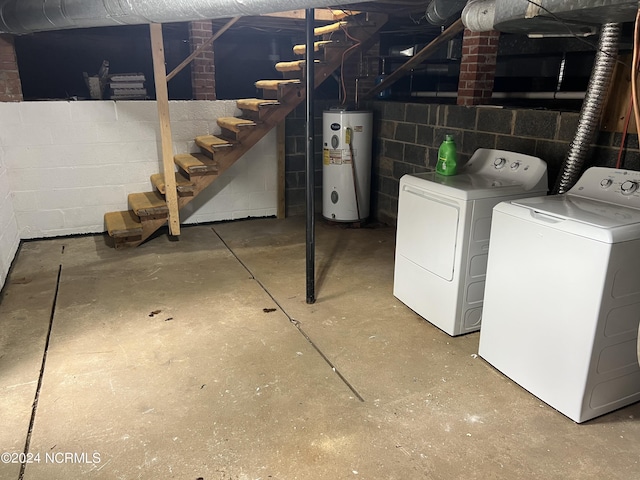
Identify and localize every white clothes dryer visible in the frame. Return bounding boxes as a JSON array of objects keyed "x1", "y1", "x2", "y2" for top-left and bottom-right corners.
[
  {"x1": 393, "y1": 148, "x2": 548, "y2": 336},
  {"x1": 479, "y1": 166, "x2": 640, "y2": 423}
]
